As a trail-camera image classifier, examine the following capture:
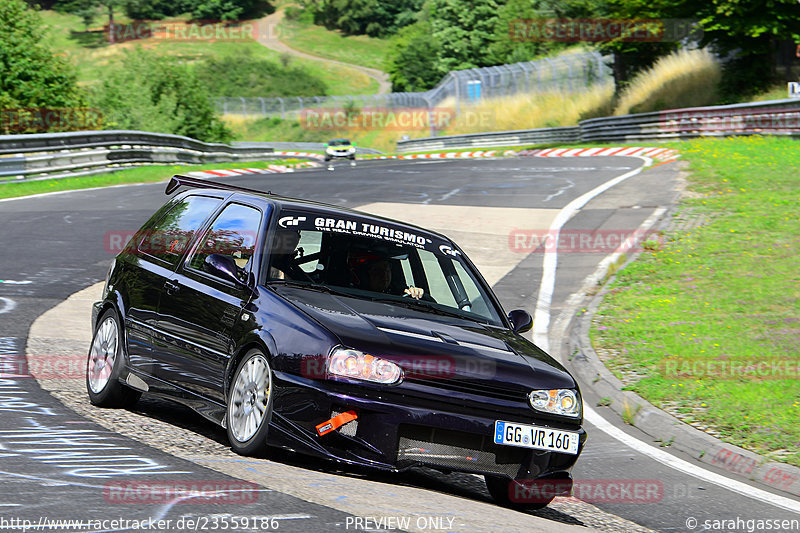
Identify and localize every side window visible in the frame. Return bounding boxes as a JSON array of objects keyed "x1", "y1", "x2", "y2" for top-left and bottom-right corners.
[
  {"x1": 188, "y1": 203, "x2": 262, "y2": 276},
  {"x1": 138, "y1": 196, "x2": 221, "y2": 265}
]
